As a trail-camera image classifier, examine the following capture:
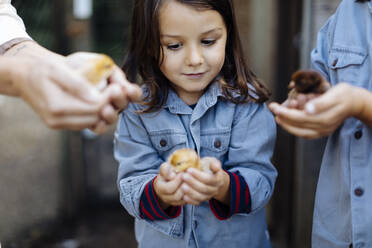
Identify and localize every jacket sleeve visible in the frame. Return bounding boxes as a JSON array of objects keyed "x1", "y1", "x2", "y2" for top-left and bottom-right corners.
[
  {"x1": 211, "y1": 102, "x2": 277, "y2": 217},
  {"x1": 114, "y1": 105, "x2": 181, "y2": 220}
]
